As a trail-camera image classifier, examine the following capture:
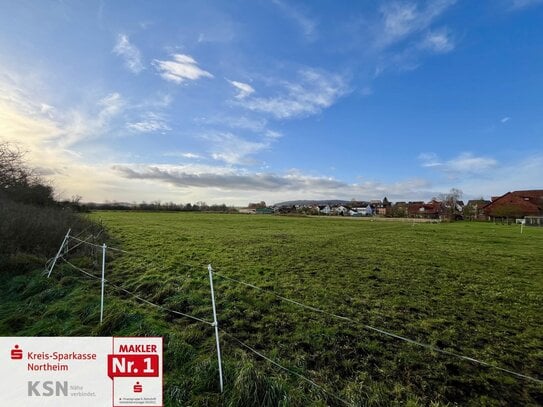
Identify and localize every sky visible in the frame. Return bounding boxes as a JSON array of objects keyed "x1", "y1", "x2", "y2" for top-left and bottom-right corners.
[{"x1": 0, "y1": 0, "x2": 542, "y2": 205}]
